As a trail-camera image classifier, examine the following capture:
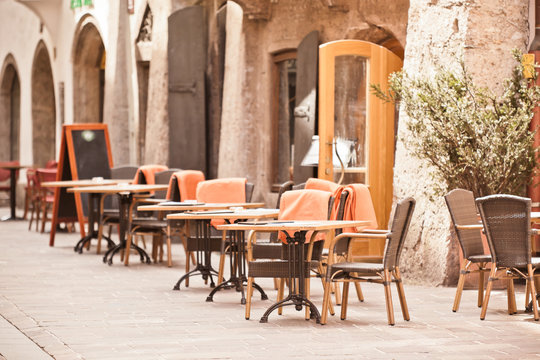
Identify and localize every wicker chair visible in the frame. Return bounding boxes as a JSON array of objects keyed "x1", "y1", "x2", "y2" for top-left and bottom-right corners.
[
  {"x1": 321, "y1": 197, "x2": 415, "y2": 325},
  {"x1": 476, "y1": 195, "x2": 540, "y2": 321},
  {"x1": 444, "y1": 189, "x2": 491, "y2": 312}
]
